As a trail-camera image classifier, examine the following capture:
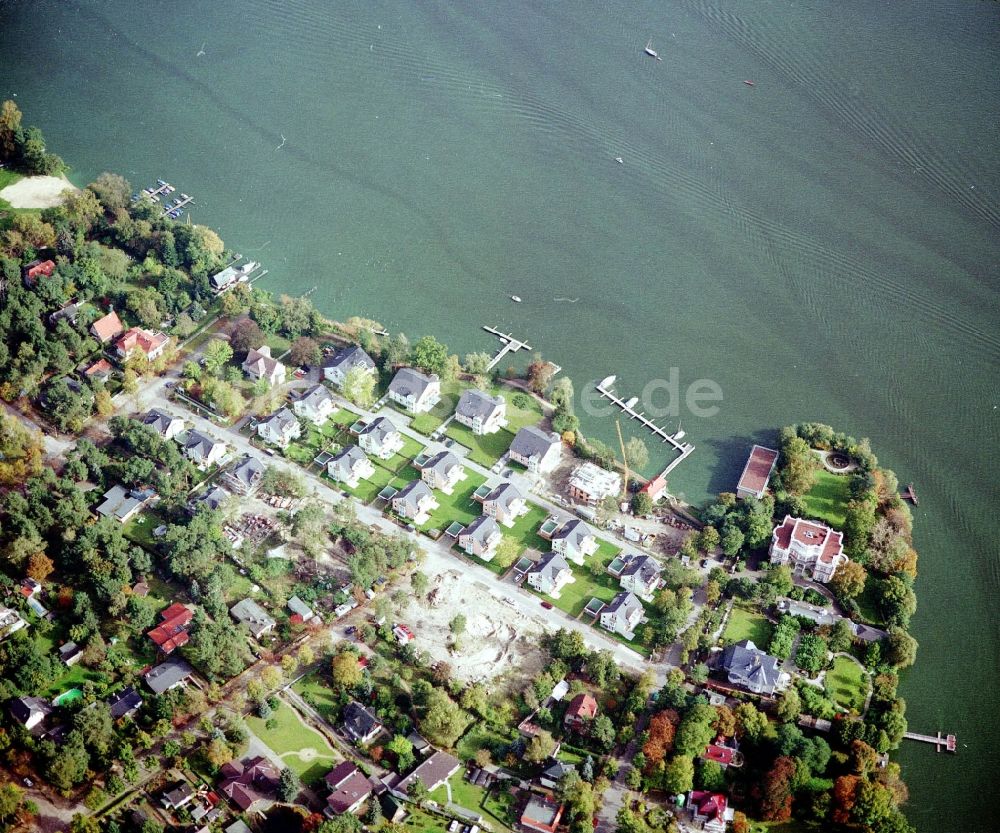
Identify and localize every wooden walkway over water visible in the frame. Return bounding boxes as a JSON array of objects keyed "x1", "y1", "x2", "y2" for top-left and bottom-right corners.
[
  {"x1": 903, "y1": 731, "x2": 957, "y2": 753},
  {"x1": 594, "y1": 376, "x2": 695, "y2": 479},
  {"x1": 482, "y1": 326, "x2": 533, "y2": 371}
]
